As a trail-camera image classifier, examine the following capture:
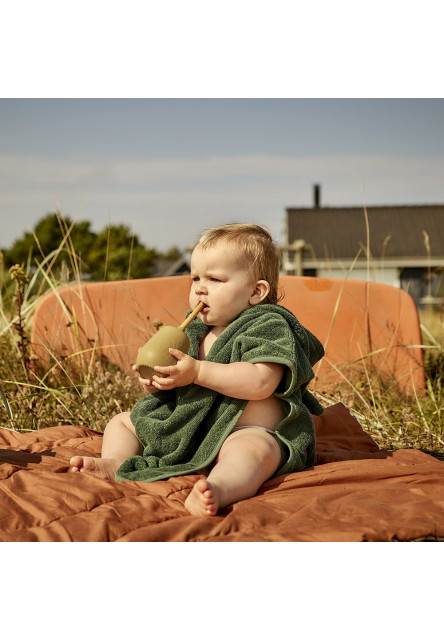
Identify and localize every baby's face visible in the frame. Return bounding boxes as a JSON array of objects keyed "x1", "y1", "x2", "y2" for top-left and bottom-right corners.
[{"x1": 189, "y1": 242, "x2": 260, "y2": 329}]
